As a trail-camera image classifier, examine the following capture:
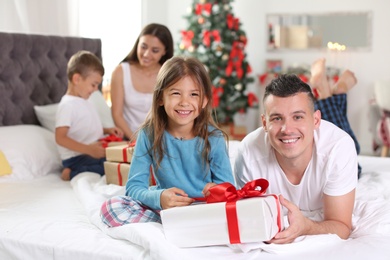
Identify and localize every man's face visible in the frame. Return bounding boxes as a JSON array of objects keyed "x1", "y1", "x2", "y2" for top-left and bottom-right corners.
[{"x1": 261, "y1": 92, "x2": 321, "y2": 163}]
